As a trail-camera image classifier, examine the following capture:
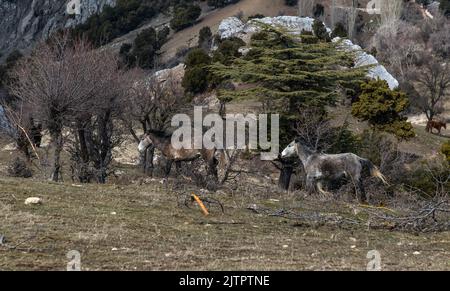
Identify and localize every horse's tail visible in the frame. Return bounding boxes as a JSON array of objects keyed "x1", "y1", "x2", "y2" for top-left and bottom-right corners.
[
  {"x1": 361, "y1": 159, "x2": 389, "y2": 185},
  {"x1": 214, "y1": 149, "x2": 227, "y2": 166}
]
